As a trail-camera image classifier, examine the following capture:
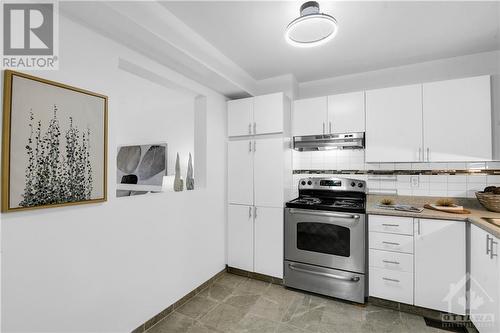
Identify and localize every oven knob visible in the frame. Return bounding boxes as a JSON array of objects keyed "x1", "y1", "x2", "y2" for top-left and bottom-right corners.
[
  {"x1": 307, "y1": 180, "x2": 312, "y2": 185},
  {"x1": 351, "y1": 182, "x2": 356, "y2": 187},
  {"x1": 358, "y1": 183, "x2": 364, "y2": 188},
  {"x1": 301, "y1": 181, "x2": 306, "y2": 186}
]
